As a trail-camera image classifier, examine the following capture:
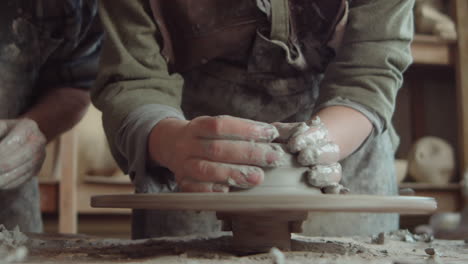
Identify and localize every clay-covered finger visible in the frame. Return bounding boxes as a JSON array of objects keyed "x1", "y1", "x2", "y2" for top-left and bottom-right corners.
[
  {"x1": 0, "y1": 119, "x2": 44, "y2": 159},
  {"x1": 288, "y1": 118, "x2": 329, "y2": 153},
  {"x1": 297, "y1": 141, "x2": 340, "y2": 166},
  {"x1": 305, "y1": 163, "x2": 342, "y2": 188},
  {"x1": 1, "y1": 165, "x2": 37, "y2": 190},
  {"x1": 0, "y1": 137, "x2": 46, "y2": 175},
  {"x1": 0, "y1": 151, "x2": 44, "y2": 189},
  {"x1": 0, "y1": 122, "x2": 28, "y2": 154},
  {"x1": 183, "y1": 159, "x2": 264, "y2": 188},
  {"x1": 191, "y1": 115, "x2": 279, "y2": 142},
  {"x1": 177, "y1": 178, "x2": 229, "y2": 193},
  {"x1": 194, "y1": 140, "x2": 291, "y2": 167},
  {"x1": 271, "y1": 122, "x2": 306, "y2": 143}
]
